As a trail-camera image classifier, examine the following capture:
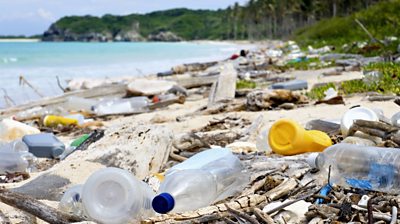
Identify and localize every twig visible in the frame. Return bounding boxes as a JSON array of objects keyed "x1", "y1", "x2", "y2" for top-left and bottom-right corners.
[
  {"x1": 253, "y1": 207, "x2": 274, "y2": 224},
  {"x1": 56, "y1": 76, "x2": 67, "y2": 92},
  {"x1": 0, "y1": 189, "x2": 84, "y2": 224},
  {"x1": 223, "y1": 217, "x2": 238, "y2": 224},
  {"x1": 169, "y1": 150, "x2": 187, "y2": 162},
  {"x1": 1, "y1": 88, "x2": 16, "y2": 107},
  {"x1": 367, "y1": 198, "x2": 373, "y2": 224},
  {"x1": 354, "y1": 19, "x2": 383, "y2": 45},
  {"x1": 289, "y1": 179, "x2": 315, "y2": 197},
  {"x1": 19, "y1": 75, "x2": 44, "y2": 98},
  {"x1": 264, "y1": 193, "x2": 312, "y2": 215},
  {"x1": 390, "y1": 206, "x2": 397, "y2": 224},
  {"x1": 225, "y1": 204, "x2": 260, "y2": 224}
]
